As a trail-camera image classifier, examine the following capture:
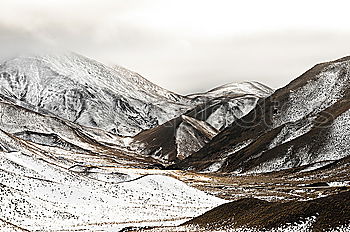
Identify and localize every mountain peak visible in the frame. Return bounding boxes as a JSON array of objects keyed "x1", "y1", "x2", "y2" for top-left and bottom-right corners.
[{"x1": 187, "y1": 81, "x2": 273, "y2": 102}]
